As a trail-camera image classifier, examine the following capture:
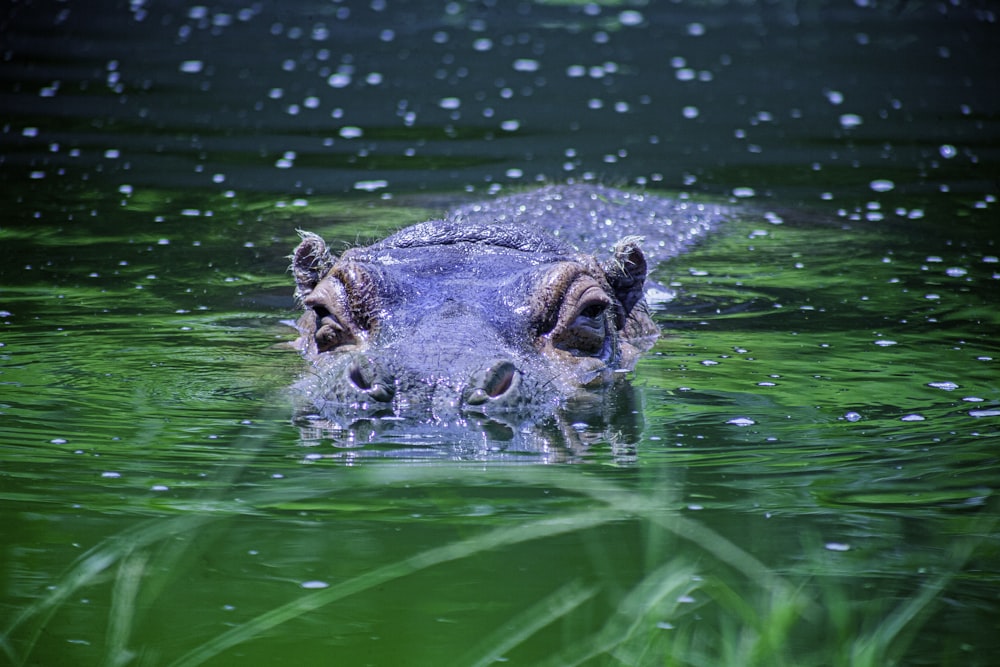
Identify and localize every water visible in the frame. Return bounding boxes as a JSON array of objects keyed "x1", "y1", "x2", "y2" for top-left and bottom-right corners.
[{"x1": 1, "y1": 1, "x2": 998, "y2": 665}]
